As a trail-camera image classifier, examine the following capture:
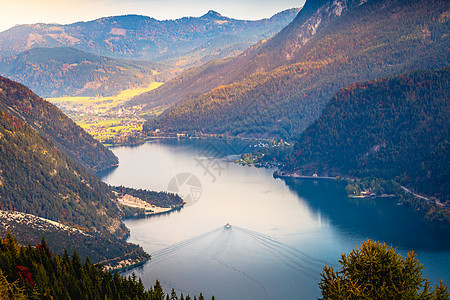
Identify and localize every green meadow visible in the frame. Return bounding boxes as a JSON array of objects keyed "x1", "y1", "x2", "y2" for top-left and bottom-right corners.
[{"x1": 47, "y1": 82, "x2": 165, "y2": 143}]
